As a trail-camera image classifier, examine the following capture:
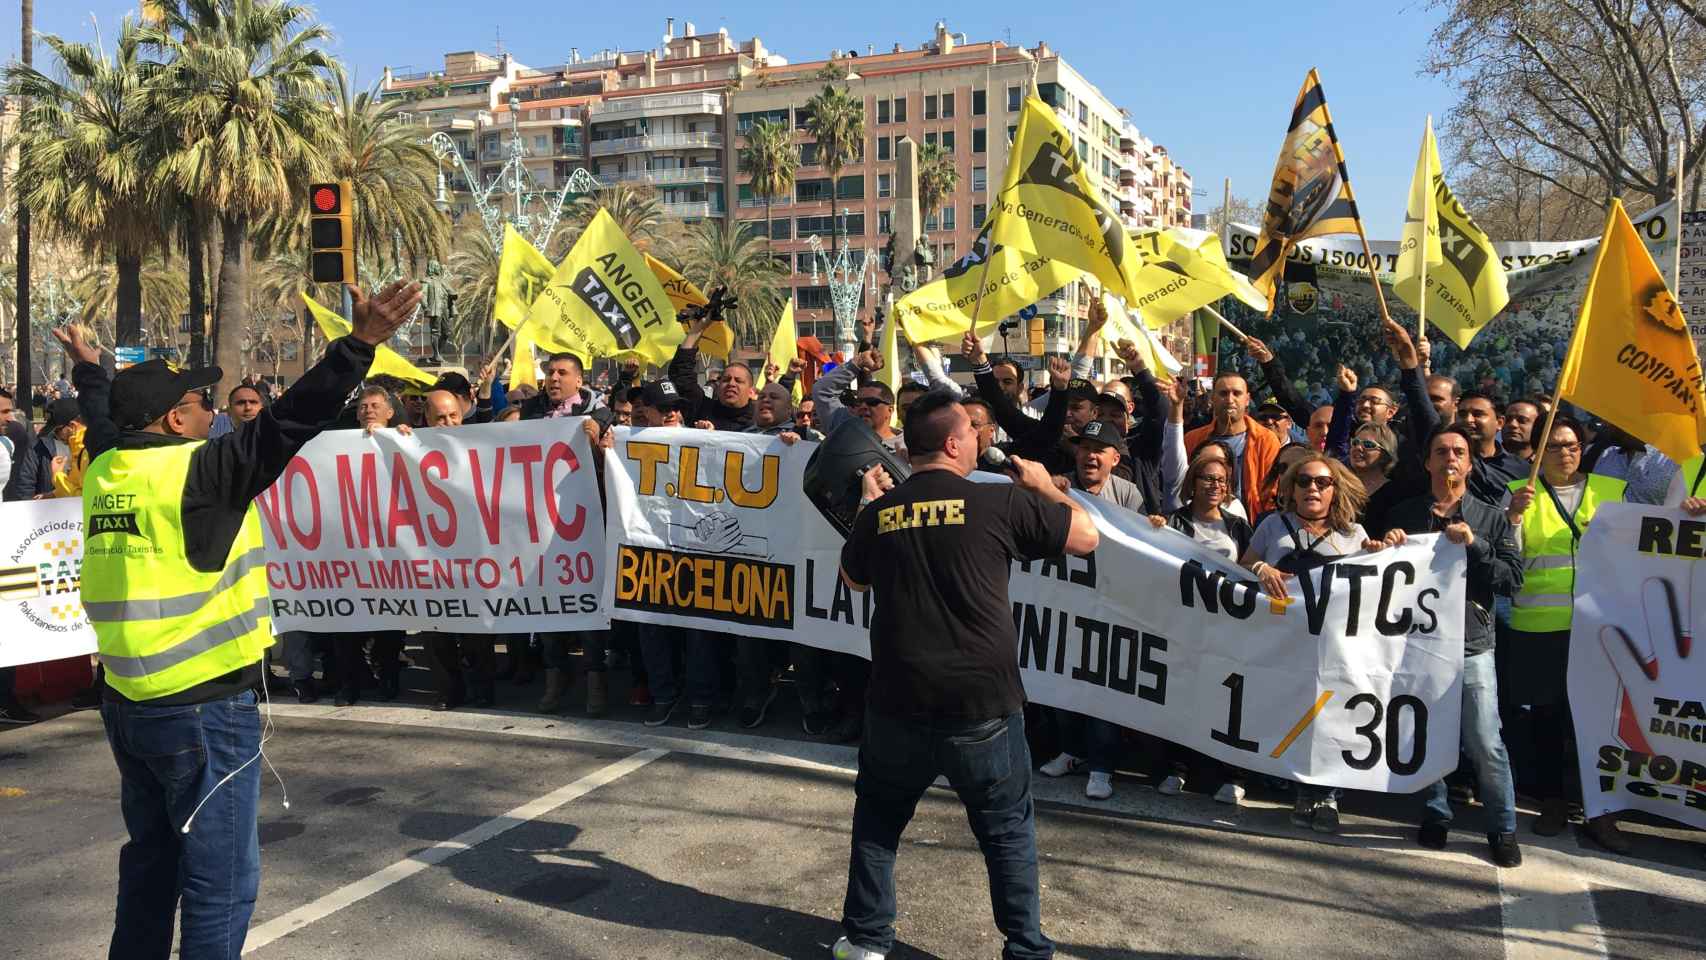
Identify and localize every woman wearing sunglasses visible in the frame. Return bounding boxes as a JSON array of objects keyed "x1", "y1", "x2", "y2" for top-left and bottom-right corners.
[
  {"x1": 1239, "y1": 451, "x2": 1372, "y2": 834},
  {"x1": 1346, "y1": 422, "x2": 1398, "y2": 505}
]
